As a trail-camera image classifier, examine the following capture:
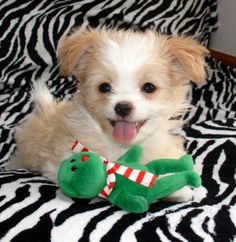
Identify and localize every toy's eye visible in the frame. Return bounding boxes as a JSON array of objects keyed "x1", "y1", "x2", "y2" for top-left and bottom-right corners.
[
  {"x1": 71, "y1": 166, "x2": 77, "y2": 172},
  {"x1": 81, "y1": 155, "x2": 88, "y2": 162},
  {"x1": 70, "y1": 159, "x2": 76, "y2": 163}
]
